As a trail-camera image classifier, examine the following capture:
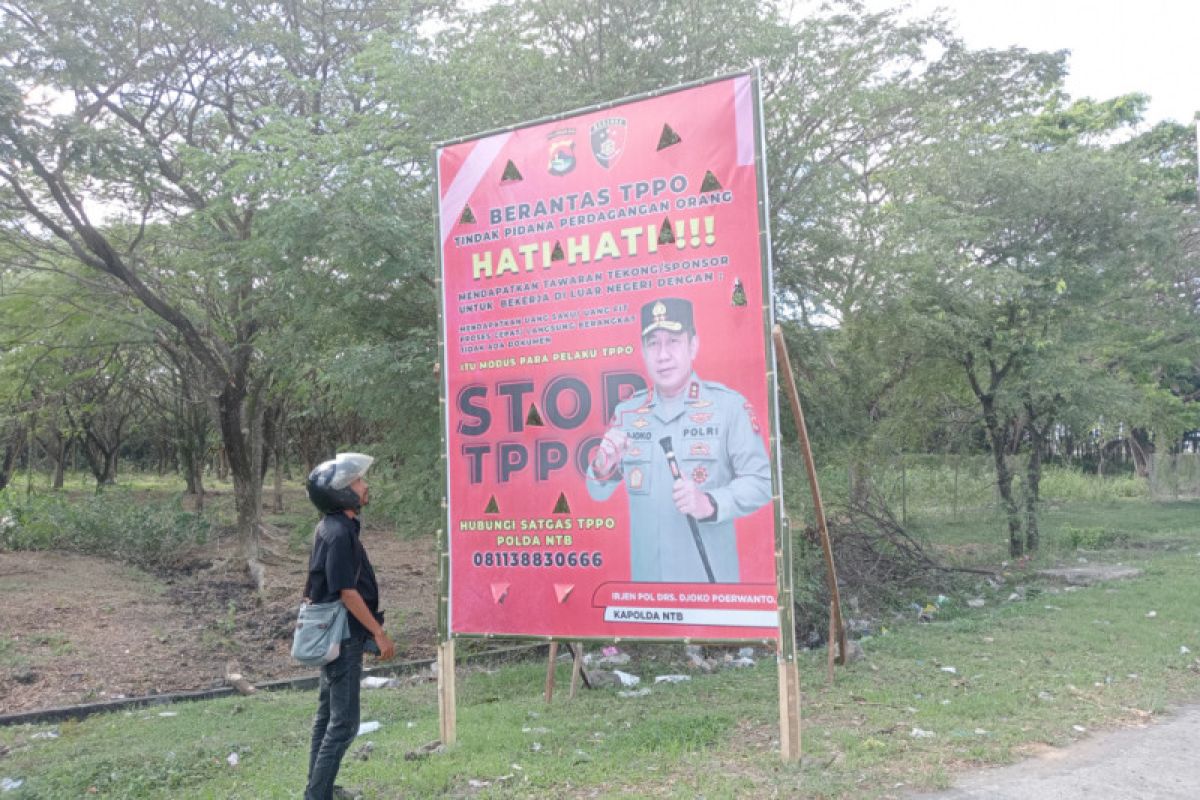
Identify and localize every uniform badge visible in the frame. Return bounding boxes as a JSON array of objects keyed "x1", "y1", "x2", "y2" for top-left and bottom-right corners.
[
  {"x1": 687, "y1": 399, "x2": 713, "y2": 408},
  {"x1": 688, "y1": 382, "x2": 700, "y2": 400},
  {"x1": 590, "y1": 117, "x2": 627, "y2": 169},
  {"x1": 546, "y1": 128, "x2": 576, "y2": 176},
  {"x1": 635, "y1": 406, "x2": 651, "y2": 414},
  {"x1": 744, "y1": 401, "x2": 760, "y2": 433},
  {"x1": 689, "y1": 442, "x2": 711, "y2": 457},
  {"x1": 628, "y1": 467, "x2": 643, "y2": 490},
  {"x1": 627, "y1": 446, "x2": 641, "y2": 458},
  {"x1": 689, "y1": 412, "x2": 713, "y2": 424},
  {"x1": 632, "y1": 417, "x2": 649, "y2": 429},
  {"x1": 691, "y1": 466, "x2": 709, "y2": 485}
]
